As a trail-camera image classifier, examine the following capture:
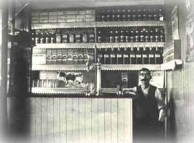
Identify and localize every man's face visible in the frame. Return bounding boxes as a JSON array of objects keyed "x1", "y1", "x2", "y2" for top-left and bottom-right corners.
[{"x1": 139, "y1": 70, "x2": 151, "y2": 85}]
